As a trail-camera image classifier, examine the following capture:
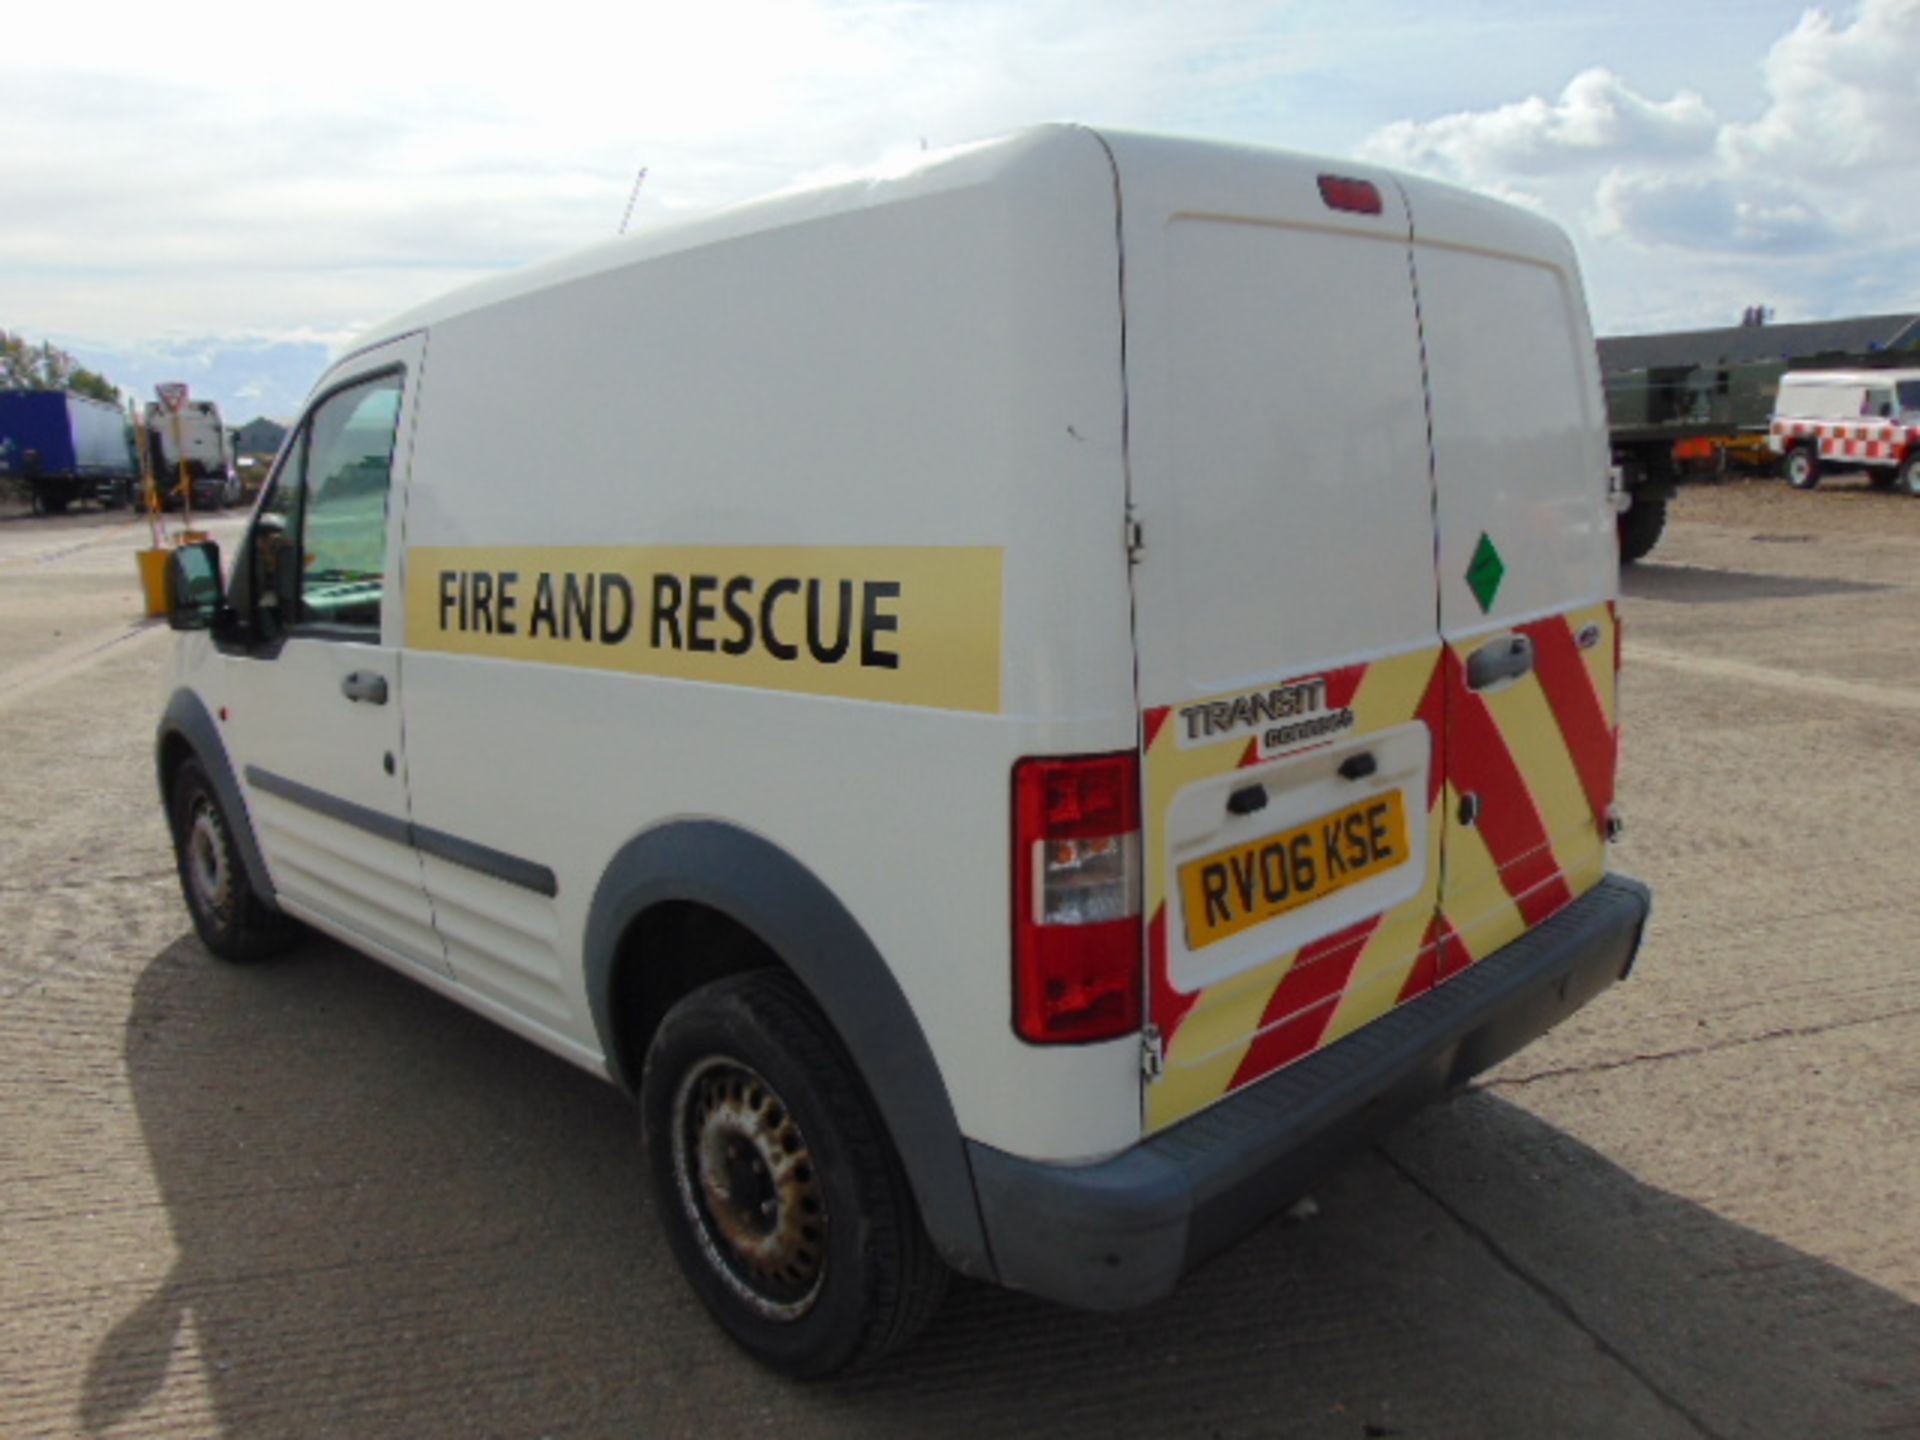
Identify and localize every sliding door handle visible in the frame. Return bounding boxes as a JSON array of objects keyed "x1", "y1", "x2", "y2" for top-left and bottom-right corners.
[{"x1": 341, "y1": 670, "x2": 389, "y2": 705}]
